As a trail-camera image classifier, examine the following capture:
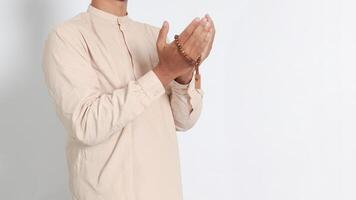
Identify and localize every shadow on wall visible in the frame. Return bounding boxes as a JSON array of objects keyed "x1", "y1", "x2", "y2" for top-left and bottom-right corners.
[{"x1": 0, "y1": 1, "x2": 70, "y2": 200}]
